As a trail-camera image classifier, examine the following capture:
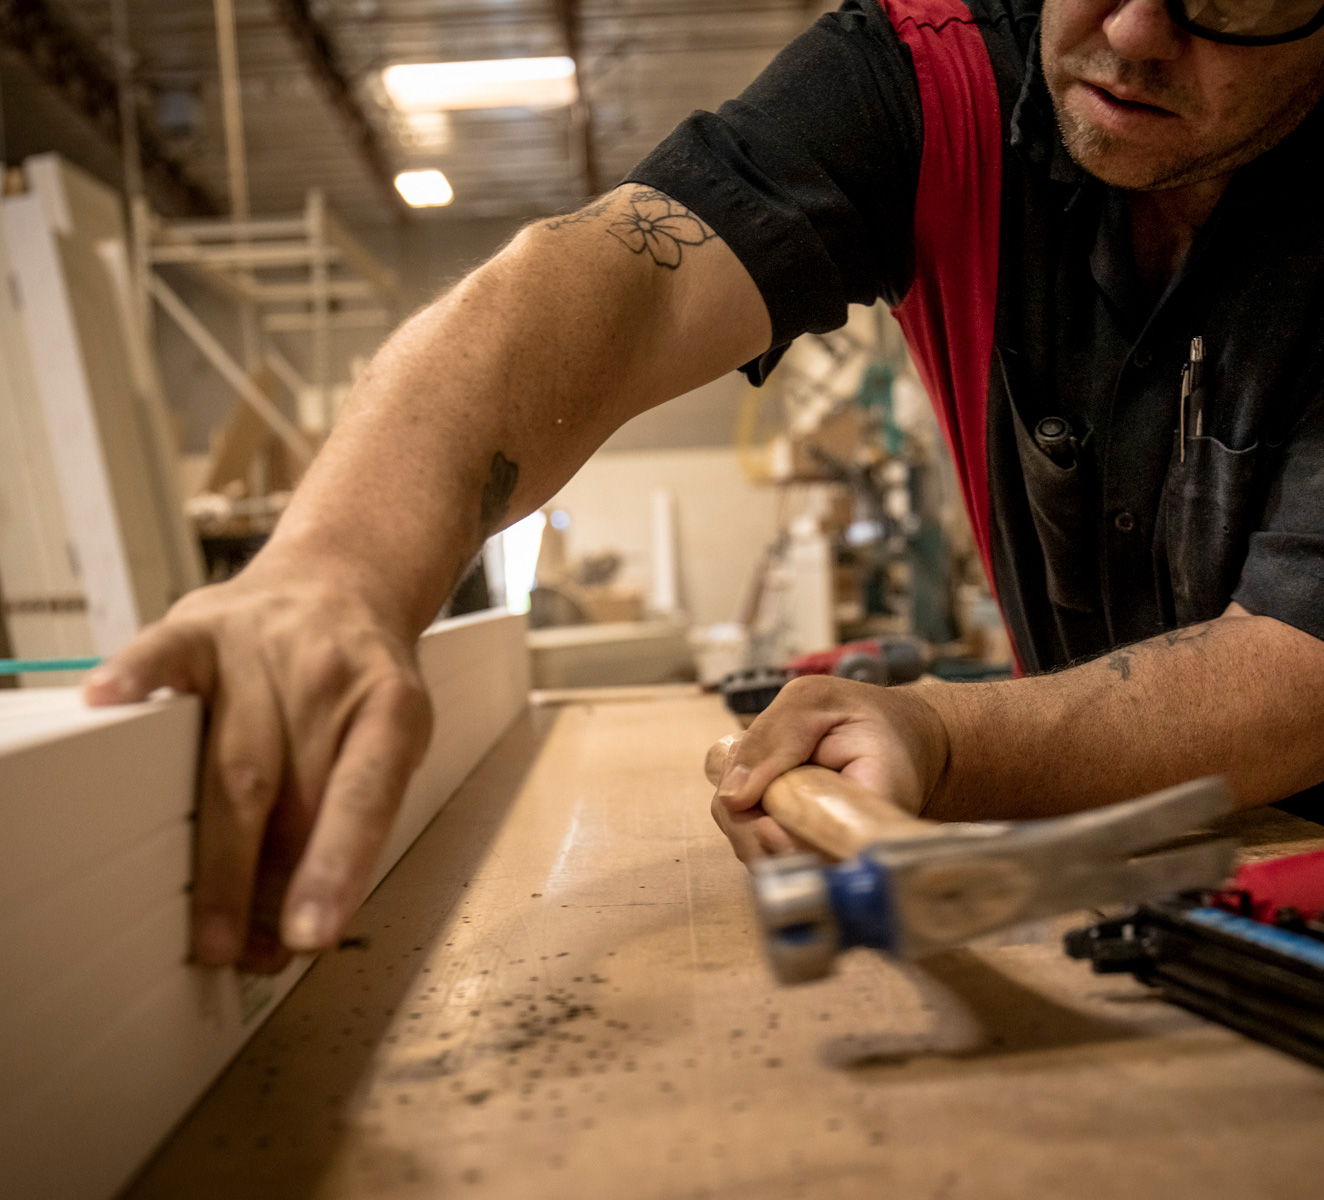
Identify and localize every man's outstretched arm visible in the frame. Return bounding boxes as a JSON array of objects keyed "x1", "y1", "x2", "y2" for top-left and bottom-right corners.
[
  {"x1": 85, "y1": 185, "x2": 771, "y2": 969},
  {"x1": 713, "y1": 603, "x2": 1324, "y2": 861}
]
